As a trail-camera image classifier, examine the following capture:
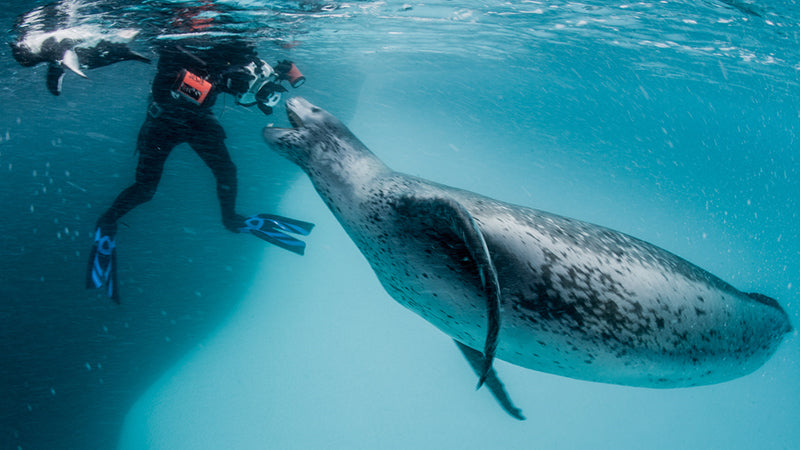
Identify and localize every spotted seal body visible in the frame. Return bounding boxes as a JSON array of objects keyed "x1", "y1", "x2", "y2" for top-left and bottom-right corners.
[{"x1": 264, "y1": 97, "x2": 791, "y2": 416}]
